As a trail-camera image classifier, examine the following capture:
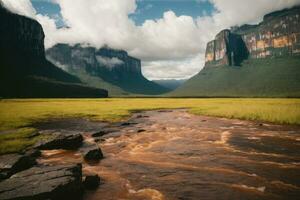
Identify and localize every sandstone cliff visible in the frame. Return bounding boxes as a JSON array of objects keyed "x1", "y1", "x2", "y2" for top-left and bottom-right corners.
[
  {"x1": 172, "y1": 6, "x2": 300, "y2": 97},
  {"x1": 205, "y1": 6, "x2": 300, "y2": 67}
]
